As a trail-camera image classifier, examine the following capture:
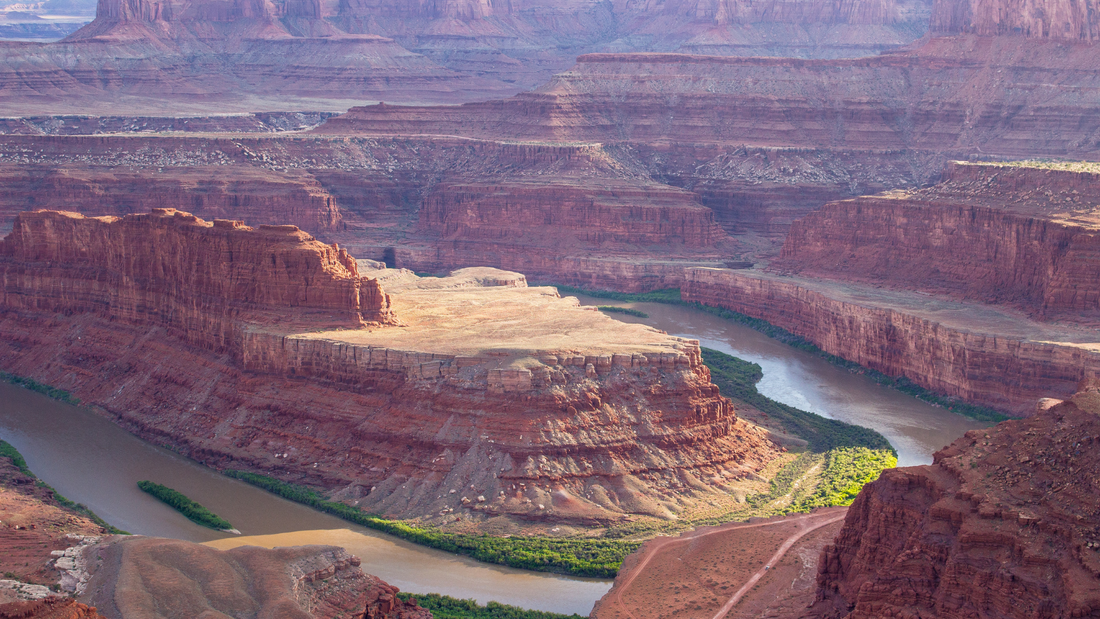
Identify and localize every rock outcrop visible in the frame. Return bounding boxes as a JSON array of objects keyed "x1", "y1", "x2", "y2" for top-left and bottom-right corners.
[
  {"x1": 0, "y1": 598, "x2": 107, "y2": 619},
  {"x1": 81, "y1": 537, "x2": 430, "y2": 619},
  {"x1": 931, "y1": 0, "x2": 1100, "y2": 40},
  {"x1": 777, "y1": 162, "x2": 1100, "y2": 321},
  {"x1": 812, "y1": 381, "x2": 1100, "y2": 618},
  {"x1": 0, "y1": 165, "x2": 343, "y2": 233},
  {"x1": 1, "y1": 209, "x2": 395, "y2": 347},
  {"x1": 681, "y1": 268, "x2": 1100, "y2": 415},
  {"x1": 0, "y1": 209, "x2": 779, "y2": 527}
]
